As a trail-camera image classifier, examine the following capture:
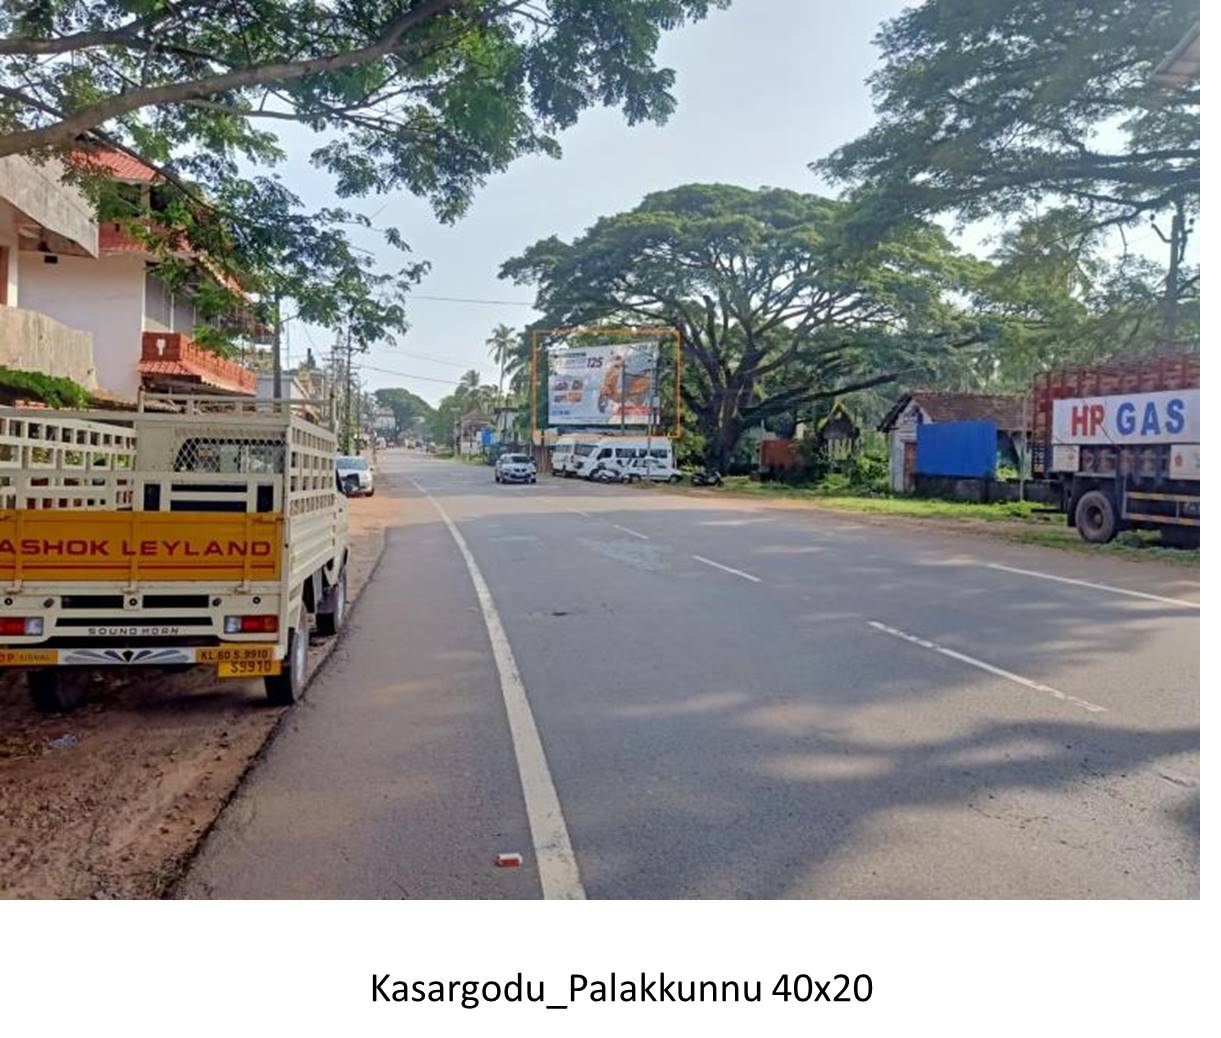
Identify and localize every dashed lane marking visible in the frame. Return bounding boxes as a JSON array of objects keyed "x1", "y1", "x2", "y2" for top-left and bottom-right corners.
[
  {"x1": 612, "y1": 524, "x2": 650, "y2": 540},
  {"x1": 985, "y1": 563, "x2": 1199, "y2": 610},
  {"x1": 691, "y1": 554, "x2": 762, "y2": 583},
  {"x1": 866, "y1": 620, "x2": 1106, "y2": 714}
]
